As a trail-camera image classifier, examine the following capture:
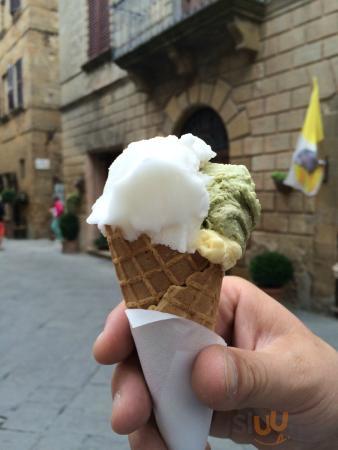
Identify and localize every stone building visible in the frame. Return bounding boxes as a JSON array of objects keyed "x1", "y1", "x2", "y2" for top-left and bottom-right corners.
[
  {"x1": 0, "y1": 0, "x2": 61, "y2": 238},
  {"x1": 59, "y1": 0, "x2": 338, "y2": 312}
]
